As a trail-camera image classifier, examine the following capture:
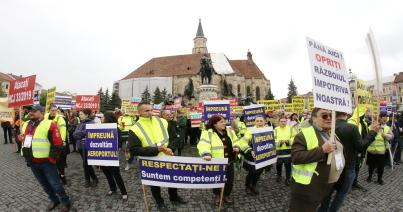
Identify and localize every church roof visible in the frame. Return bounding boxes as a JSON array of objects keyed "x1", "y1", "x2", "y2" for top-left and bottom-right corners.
[
  {"x1": 121, "y1": 53, "x2": 267, "y2": 80},
  {"x1": 196, "y1": 19, "x2": 204, "y2": 37},
  {"x1": 229, "y1": 60, "x2": 267, "y2": 80}
]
